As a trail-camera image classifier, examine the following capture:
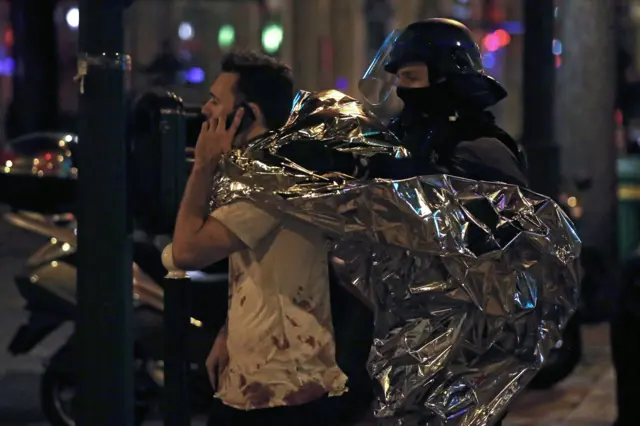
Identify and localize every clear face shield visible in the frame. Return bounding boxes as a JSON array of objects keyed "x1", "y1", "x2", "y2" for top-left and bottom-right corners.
[{"x1": 358, "y1": 29, "x2": 404, "y2": 106}]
